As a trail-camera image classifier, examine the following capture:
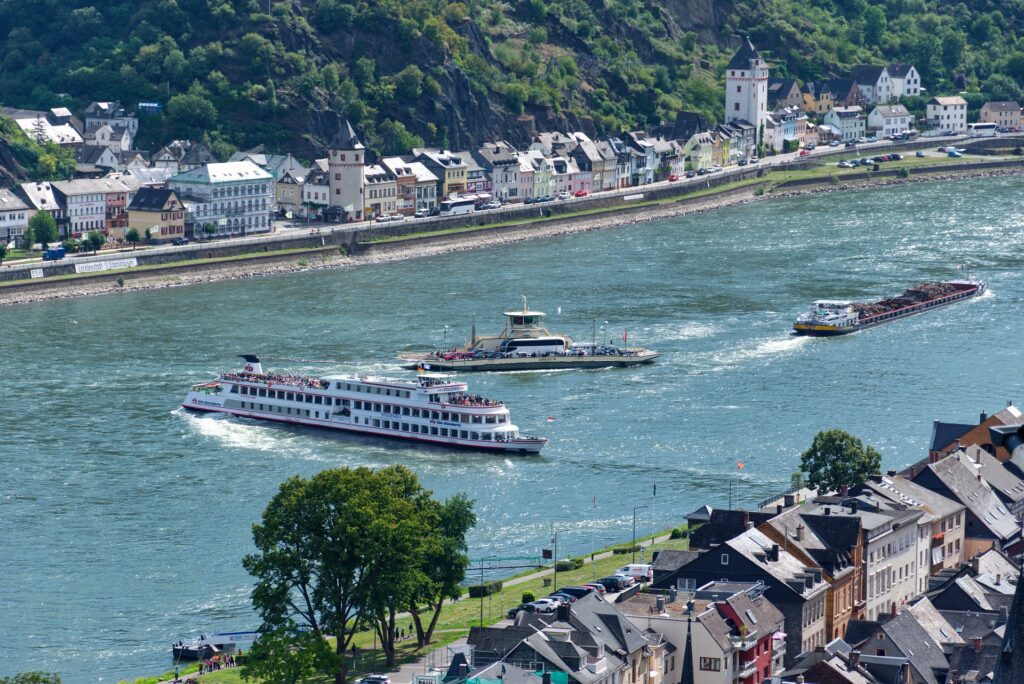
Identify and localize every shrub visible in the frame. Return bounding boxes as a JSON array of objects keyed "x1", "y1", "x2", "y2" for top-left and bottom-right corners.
[
  {"x1": 829, "y1": 174, "x2": 840, "y2": 185},
  {"x1": 753, "y1": 188, "x2": 765, "y2": 197},
  {"x1": 116, "y1": 276, "x2": 124, "y2": 287},
  {"x1": 297, "y1": 258, "x2": 309, "y2": 267},
  {"x1": 898, "y1": 167, "x2": 911, "y2": 178},
  {"x1": 468, "y1": 580, "x2": 503, "y2": 597},
  {"x1": 555, "y1": 557, "x2": 583, "y2": 571},
  {"x1": 612, "y1": 544, "x2": 641, "y2": 555},
  {"x1": 521, "y1": 590, "x2": 536, "y2": 604},
  {"x1": 669, "y1": 526, "x2": 688, "y2": 539},
  {"x1": 338, "y1": 244, "x2": 348, "y2": 255}
]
